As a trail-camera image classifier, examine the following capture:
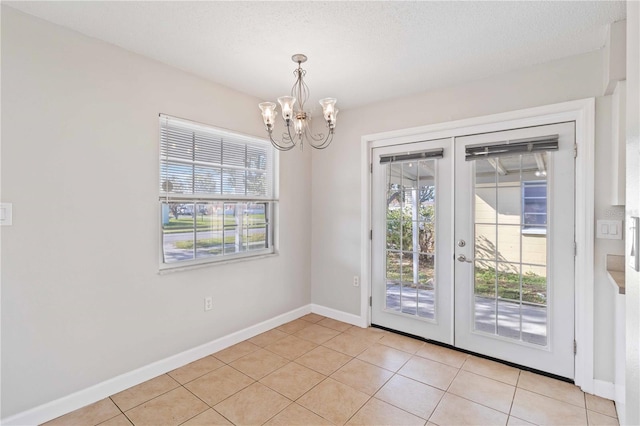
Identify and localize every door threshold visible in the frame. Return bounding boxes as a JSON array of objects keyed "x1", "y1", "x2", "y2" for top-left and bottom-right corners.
[{"x1": 371, "y1": 323, "x2": 574, "y2": 384}]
